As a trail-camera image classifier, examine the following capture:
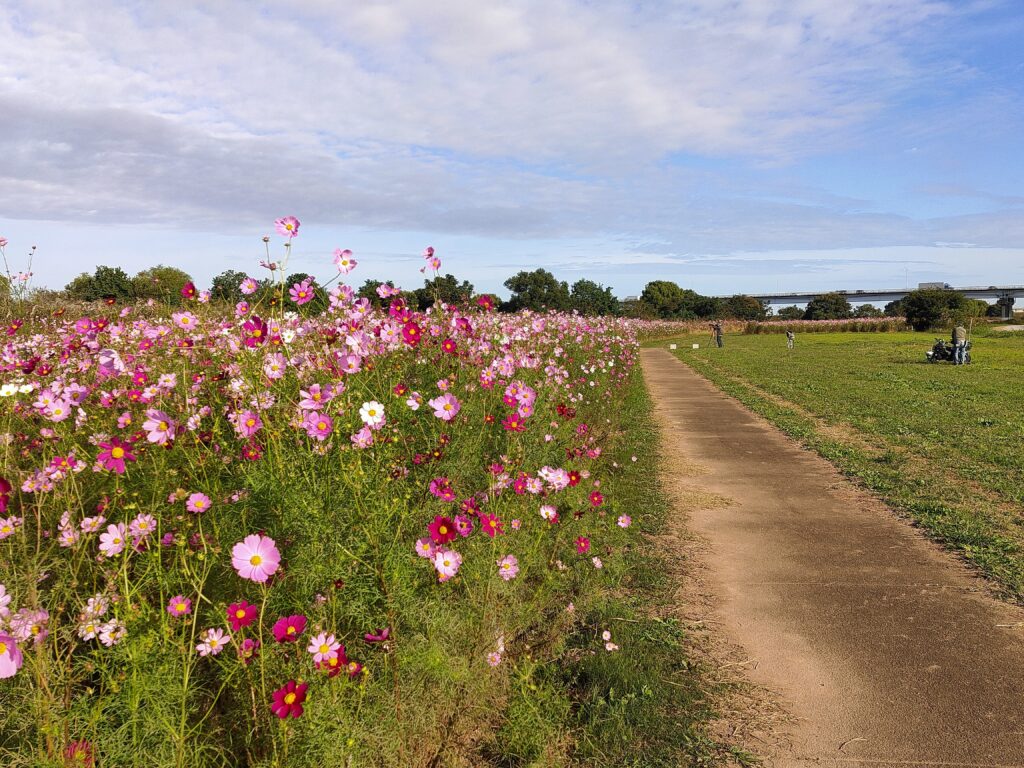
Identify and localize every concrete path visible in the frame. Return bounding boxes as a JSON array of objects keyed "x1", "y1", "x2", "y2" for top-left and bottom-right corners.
[{"x1": 642, "y1": 348, "x2": 1024, "y2": 767}]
